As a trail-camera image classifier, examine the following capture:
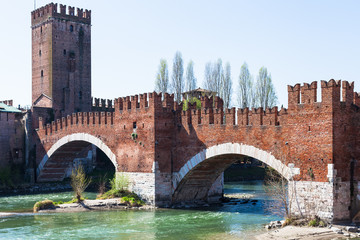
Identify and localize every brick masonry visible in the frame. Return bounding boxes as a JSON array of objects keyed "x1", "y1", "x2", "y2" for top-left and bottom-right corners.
[
  {"x1": 28, "y1": 3, "x2": 360, "y2": 222},
  {"x1": 35, "y1": 79, "x2": 360, "y2": 222}
]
